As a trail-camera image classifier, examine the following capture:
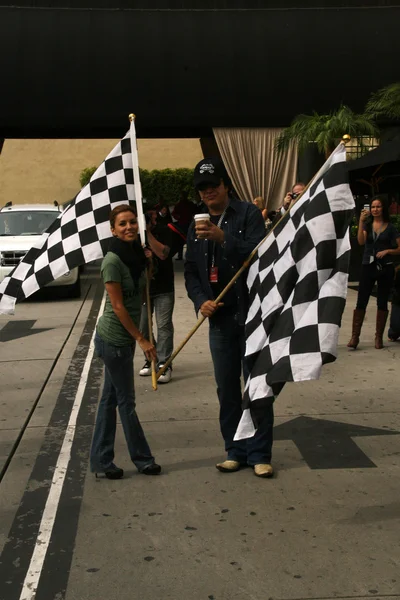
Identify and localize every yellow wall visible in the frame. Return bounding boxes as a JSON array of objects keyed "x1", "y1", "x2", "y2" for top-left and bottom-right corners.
[{"x1": 0, "y1": 138, "x2": 203, "y2": 205}]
